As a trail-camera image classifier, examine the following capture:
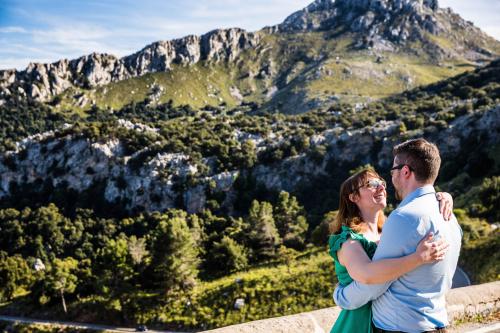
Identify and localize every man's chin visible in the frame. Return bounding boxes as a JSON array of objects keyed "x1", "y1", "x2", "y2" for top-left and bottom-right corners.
[{"x1": 395, "y1": 190, "x2": 402, "y2": 201}]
